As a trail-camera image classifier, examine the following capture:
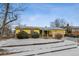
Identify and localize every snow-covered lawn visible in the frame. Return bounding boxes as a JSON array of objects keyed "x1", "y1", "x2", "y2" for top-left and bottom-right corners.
[
  {"x1": 0, "y1": 38, "x2": 78, "y2": 56},
  {"x1": 0, "y1": 38, "x2": 64, "y2": 47},
  {"x1": 65, "y1": 37, "x2": 79, "y2": 42},
  {"x1": 38, "y1": 47, "x2": 79, "y2": 56}
]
